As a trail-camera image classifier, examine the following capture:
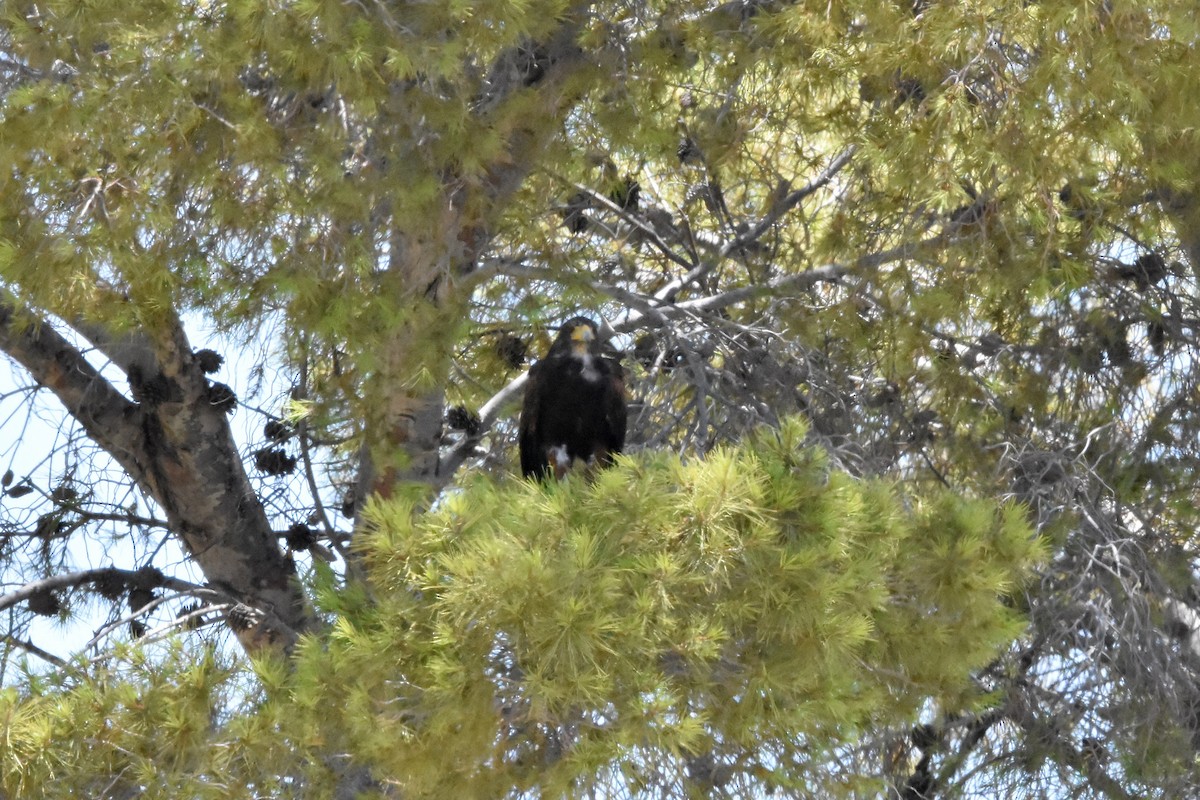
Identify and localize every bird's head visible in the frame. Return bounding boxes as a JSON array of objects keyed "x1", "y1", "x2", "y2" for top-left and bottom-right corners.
[
  {"x1": 556, "y1": 316, "x2": 599, "y2": 356},
  {"x1": 569, "y1": 322, "x2": 595, "y2": 354}
]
